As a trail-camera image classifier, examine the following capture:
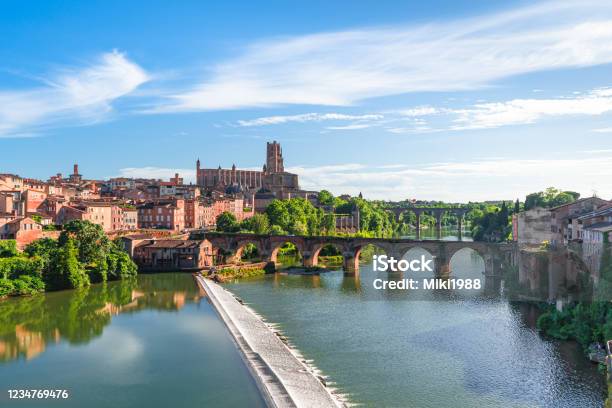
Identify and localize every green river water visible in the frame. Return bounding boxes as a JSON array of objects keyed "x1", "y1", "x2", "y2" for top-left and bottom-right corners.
[
  {"x1": 0, "y1": 247, "x2": 607, "y2": 407},
  {"x1": 0, "y1": 274, "x2": 265, "y2": 407}
]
